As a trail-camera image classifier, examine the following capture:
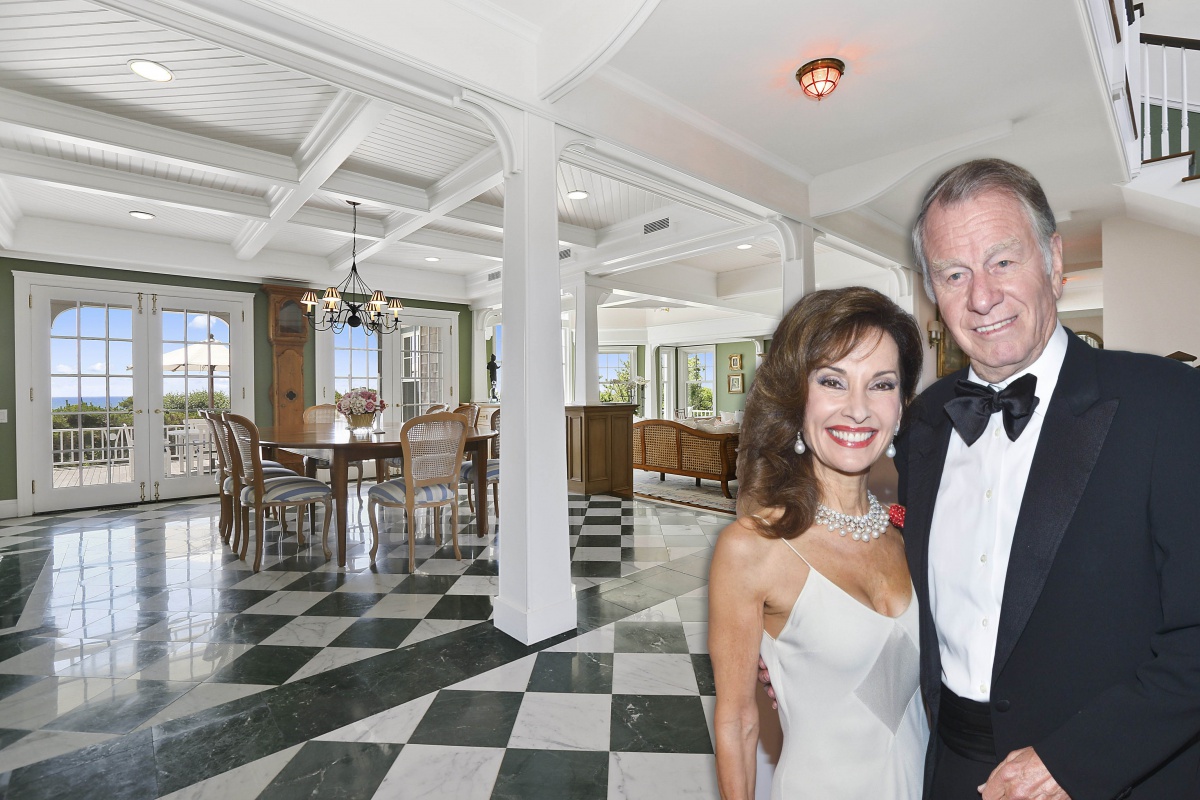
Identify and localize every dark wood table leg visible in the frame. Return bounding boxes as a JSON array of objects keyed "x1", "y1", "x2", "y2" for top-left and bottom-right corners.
[
  {"x1": 331, "y1": 450, "x2": 349, "y2": 566},
  {"x1": 472, "y1": 441, "x2": 489, "y2": 537}
]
